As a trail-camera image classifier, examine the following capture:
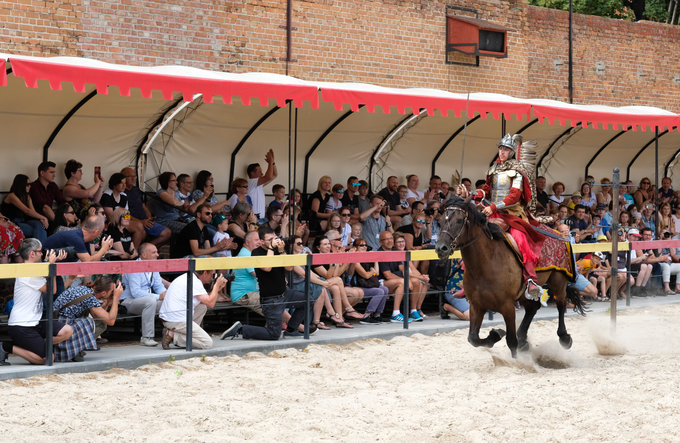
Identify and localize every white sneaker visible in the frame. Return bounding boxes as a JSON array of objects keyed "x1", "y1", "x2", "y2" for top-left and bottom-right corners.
[{"x1": 140, "y1": 337, "x2": 158, "y2": 347}]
